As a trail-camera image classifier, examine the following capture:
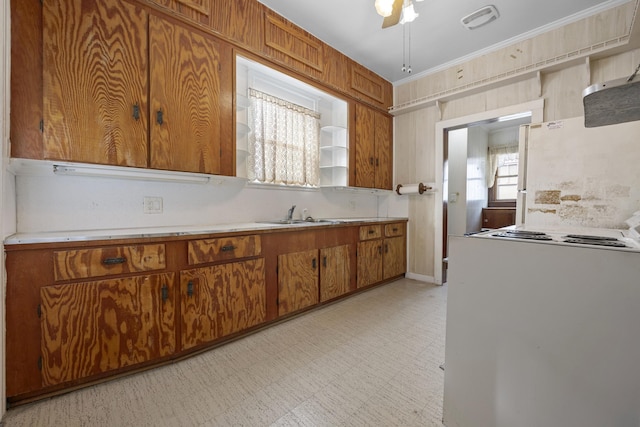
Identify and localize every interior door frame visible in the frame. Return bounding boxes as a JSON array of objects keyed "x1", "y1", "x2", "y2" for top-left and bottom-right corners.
[{"x1": 433, "y1": 99, "x2": 544, "y2": 284}]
